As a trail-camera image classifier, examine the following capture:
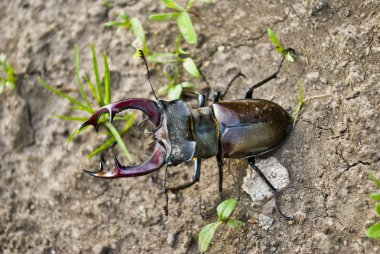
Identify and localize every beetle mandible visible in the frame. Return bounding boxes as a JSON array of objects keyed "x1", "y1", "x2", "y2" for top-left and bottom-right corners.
[{"x1": 81, "y1": 50, "x2": 294, "y2": 220}]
